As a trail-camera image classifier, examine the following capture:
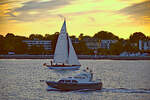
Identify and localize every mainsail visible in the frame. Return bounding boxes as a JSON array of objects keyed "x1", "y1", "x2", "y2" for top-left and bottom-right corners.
[{"x1": 54, "y1": 20, "x2": 80, "y2": 65}]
